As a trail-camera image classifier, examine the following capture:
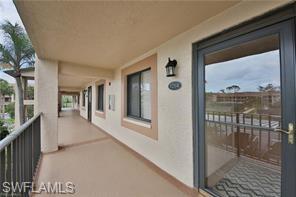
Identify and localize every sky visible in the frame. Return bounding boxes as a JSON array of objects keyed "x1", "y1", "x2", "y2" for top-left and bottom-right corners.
[
  {"x1": 0, "y1": 0, "x2": 25, "y2": 84},
  {"x1": 205, "y1": 50, "x2": 281, "y2": 93}
]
